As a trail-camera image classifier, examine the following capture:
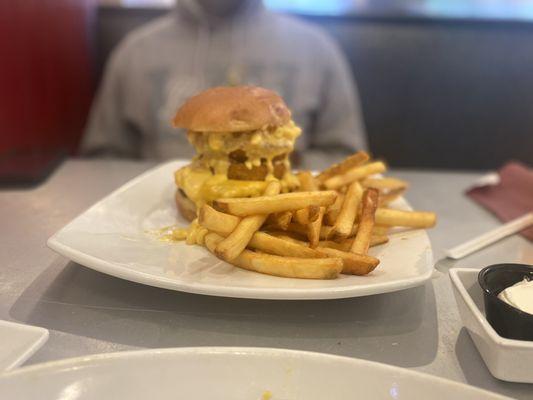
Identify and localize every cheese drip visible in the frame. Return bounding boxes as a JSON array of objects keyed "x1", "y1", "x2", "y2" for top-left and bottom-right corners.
[
  {"x1": 176, "y1": 121, "x2": 301, "y2": 207},
  {"x1": 187, "y1": 120, "x2": 301, "y2": 176}
]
